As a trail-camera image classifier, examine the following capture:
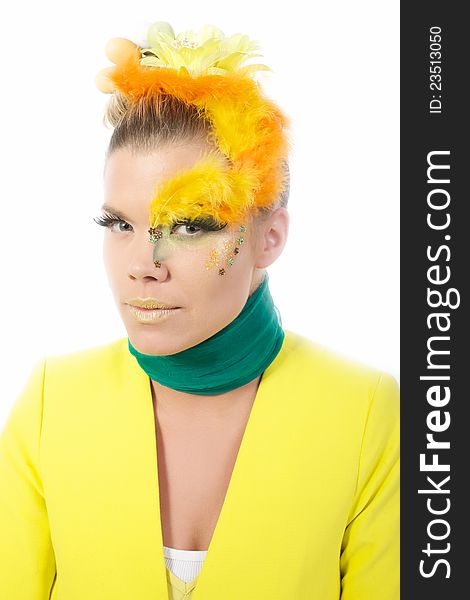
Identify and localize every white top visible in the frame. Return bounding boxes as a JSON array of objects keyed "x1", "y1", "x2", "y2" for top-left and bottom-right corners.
[{"x1": 163, "y1": 545, "x2": 208, "y2": 583}]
